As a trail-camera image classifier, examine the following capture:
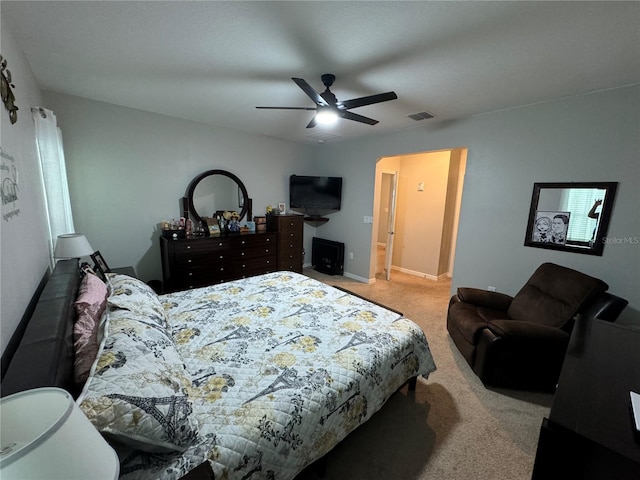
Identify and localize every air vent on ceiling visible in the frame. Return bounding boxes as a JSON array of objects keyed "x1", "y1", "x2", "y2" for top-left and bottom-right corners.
[
  {"x1": 408, "y1": 111, "x2": 434, "y2": 121},
  {"x1": 306, "y1": 132, "x2": 342, "y2": 143}
]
